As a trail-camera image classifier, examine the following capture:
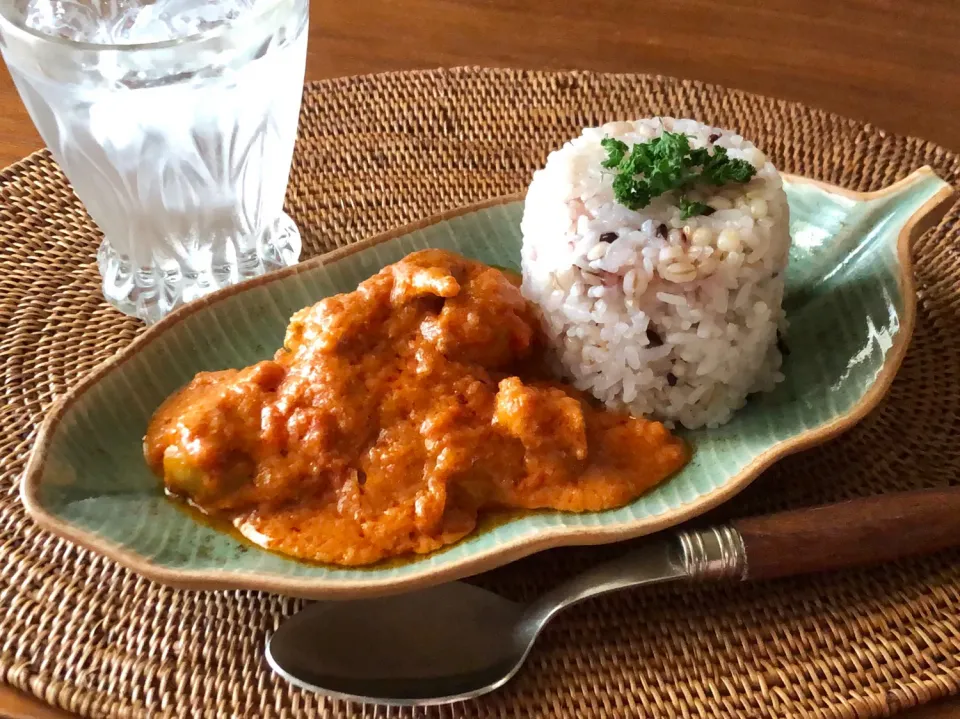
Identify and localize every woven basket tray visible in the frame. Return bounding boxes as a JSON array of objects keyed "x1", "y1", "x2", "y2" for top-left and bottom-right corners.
[{"x1": 2, "y1": 68, "x2": 959, "y2": 719}]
